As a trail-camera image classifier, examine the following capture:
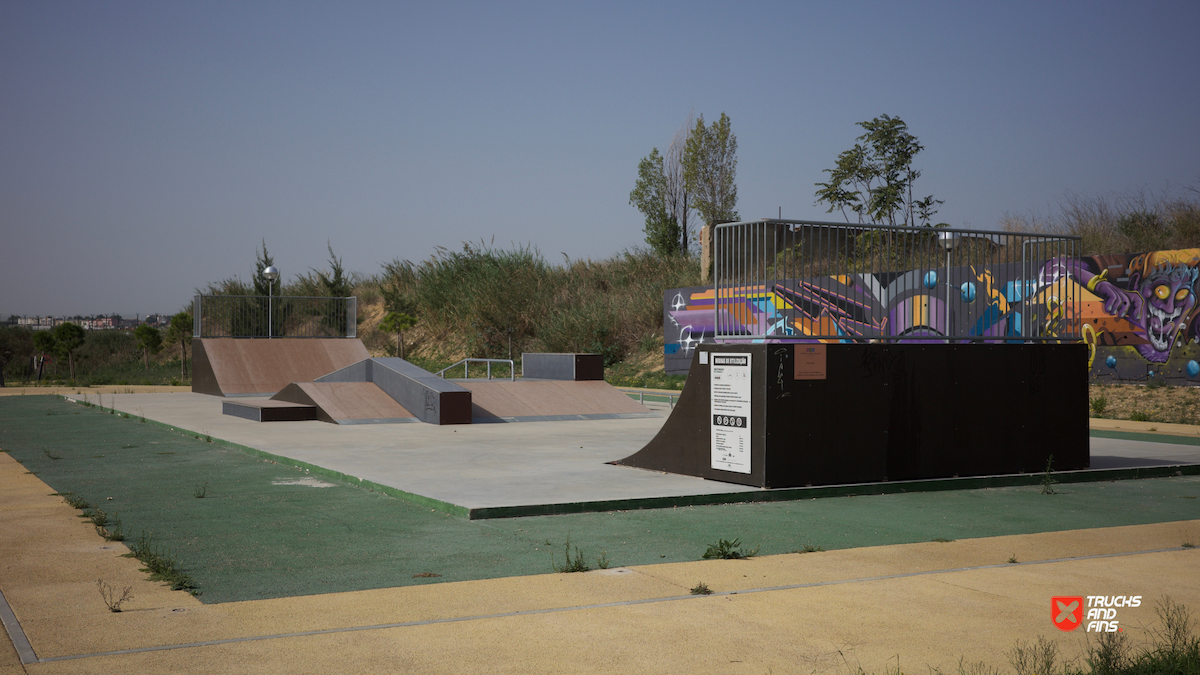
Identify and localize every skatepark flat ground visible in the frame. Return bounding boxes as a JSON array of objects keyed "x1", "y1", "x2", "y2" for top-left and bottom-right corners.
[
  {"x1": 0, "y1": 390, "x2": 1198, "y2": 673},
  {"x1": 42, "y1": 391, "x2": 1200, "y2": 515}
]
